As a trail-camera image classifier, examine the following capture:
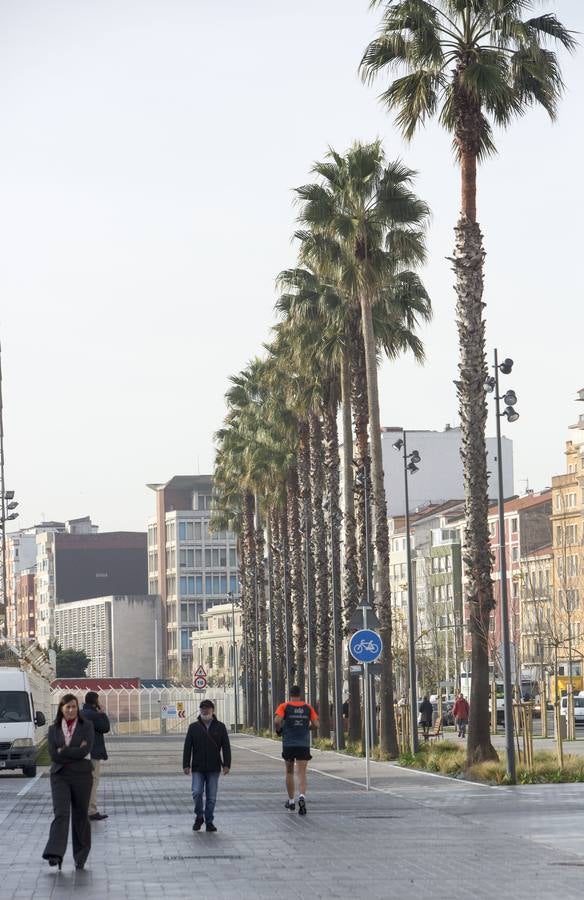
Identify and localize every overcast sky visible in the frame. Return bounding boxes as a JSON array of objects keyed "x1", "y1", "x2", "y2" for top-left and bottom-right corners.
[{"x1": 1, "y1": 0, "x2": 582, "y2": 533}]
